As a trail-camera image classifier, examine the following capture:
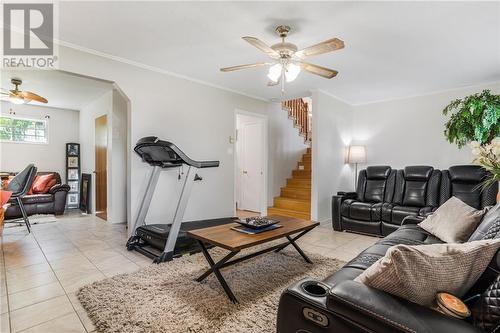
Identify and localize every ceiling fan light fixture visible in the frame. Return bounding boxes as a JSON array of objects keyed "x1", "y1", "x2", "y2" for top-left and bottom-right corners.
[
  {"x1": 285, "y1": 63, "x2": 301, "y2": 82},
  {"x1": 267, "y1": 63, "x2": 282, "y2": 82},
  {"x1": 8, "y1": 95, "x2": 24, "y2": 104}
]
